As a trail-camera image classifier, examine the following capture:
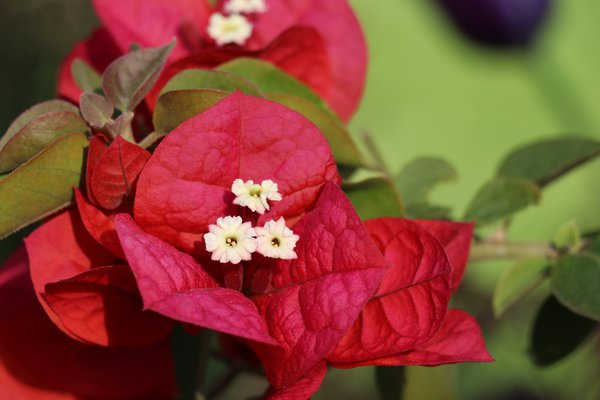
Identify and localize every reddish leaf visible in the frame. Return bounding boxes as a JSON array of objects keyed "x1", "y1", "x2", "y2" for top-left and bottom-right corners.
[
  {"x1": 265, "y1": 361, "x2": 327, "y2": 400},
  {"x1": 217, "y1": 0, "x2": 367, "y2": 121},
  {"x1": 57, "y1": 28, "x2": 121, "y2": 102},
  {"x1": 416, "y1": 220, "x2": 474, "y2": 291},
  {"x1": 134, "y1": 92, "x2": 339, "y2": 252},
  {"x1": 114, "y1": 214, "x2": 278, "y2": 345},
  {"x1": 327, "y1": 218, "x2": 452, "y2": 366},
  {"x1": 0, "y1": 247, "x2": 176, "y2": 399},
  {"x1": 93, "y1": 0, "x2": 211, "y2": 58},
  {"x1": 250, "y1": 183, "x2": 389, "y2": 388},
  {"x1": 44, "y1": 265, "x2": 173, "y2": 347},
  {"x1": 90, "y1": 135, "x2": 150, "y2": 210},
  {"x1": 75, "y1": 189, "x2": 126, "y2": 259},
  {"x1": 344, "y1": 310, "x2": 493, "y2": 367}
]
